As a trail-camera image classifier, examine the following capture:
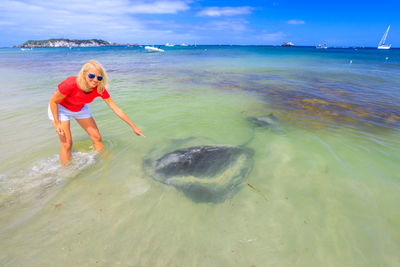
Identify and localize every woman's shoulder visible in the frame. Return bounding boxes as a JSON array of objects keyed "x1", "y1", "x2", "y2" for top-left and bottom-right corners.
[
  {"x1": 59, "y1": 76, "x2": 77, "y2": 84},
  {"x1": 59, "y1": 76, "x2": 78, "y2": 87},
  {"x1": 58, "y1": 76, "x2": 79, "y2": 93},
  {"x1": 64, "y1": 76, "x2": 78, "y2": 84}
]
